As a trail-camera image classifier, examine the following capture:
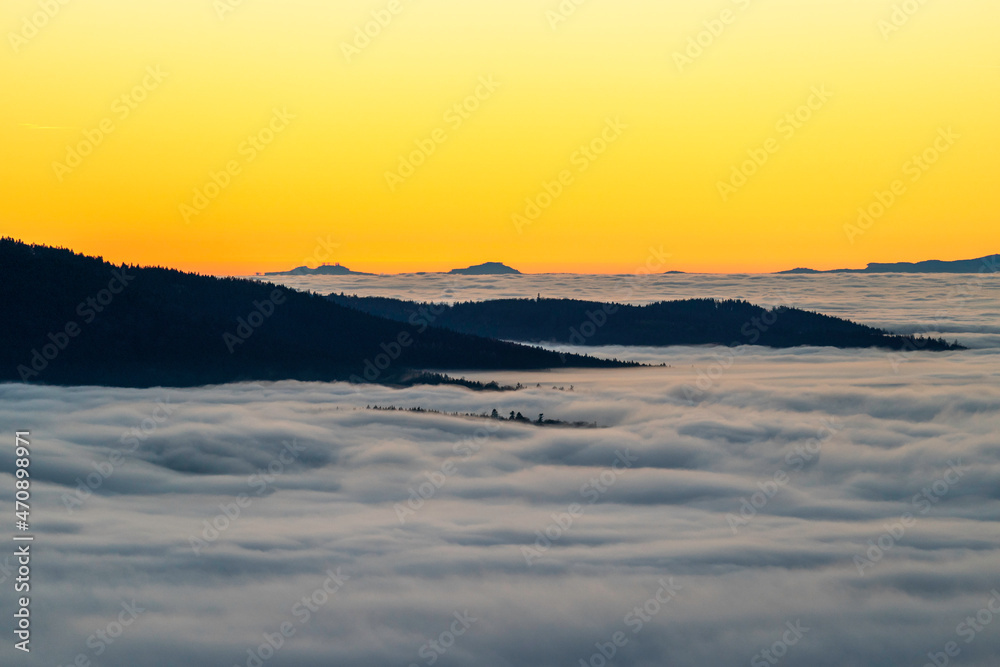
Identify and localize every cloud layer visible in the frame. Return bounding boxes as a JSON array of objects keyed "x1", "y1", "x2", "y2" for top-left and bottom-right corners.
[{"x1": 2, "y1": 339, "x2": 999, "y2": 665}]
